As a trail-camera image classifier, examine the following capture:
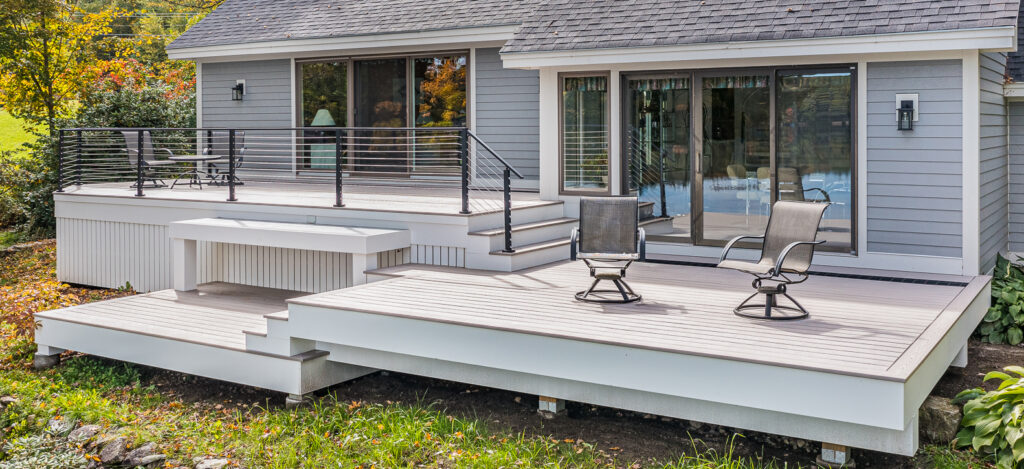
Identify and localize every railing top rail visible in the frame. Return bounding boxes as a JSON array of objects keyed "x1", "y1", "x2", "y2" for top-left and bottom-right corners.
[
  {"x1": 60, "y1": 126, "x2": 470, "y2": 132},
  {"x1": 466, "y1": 129, "x2": 525, "y2": 180}
]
